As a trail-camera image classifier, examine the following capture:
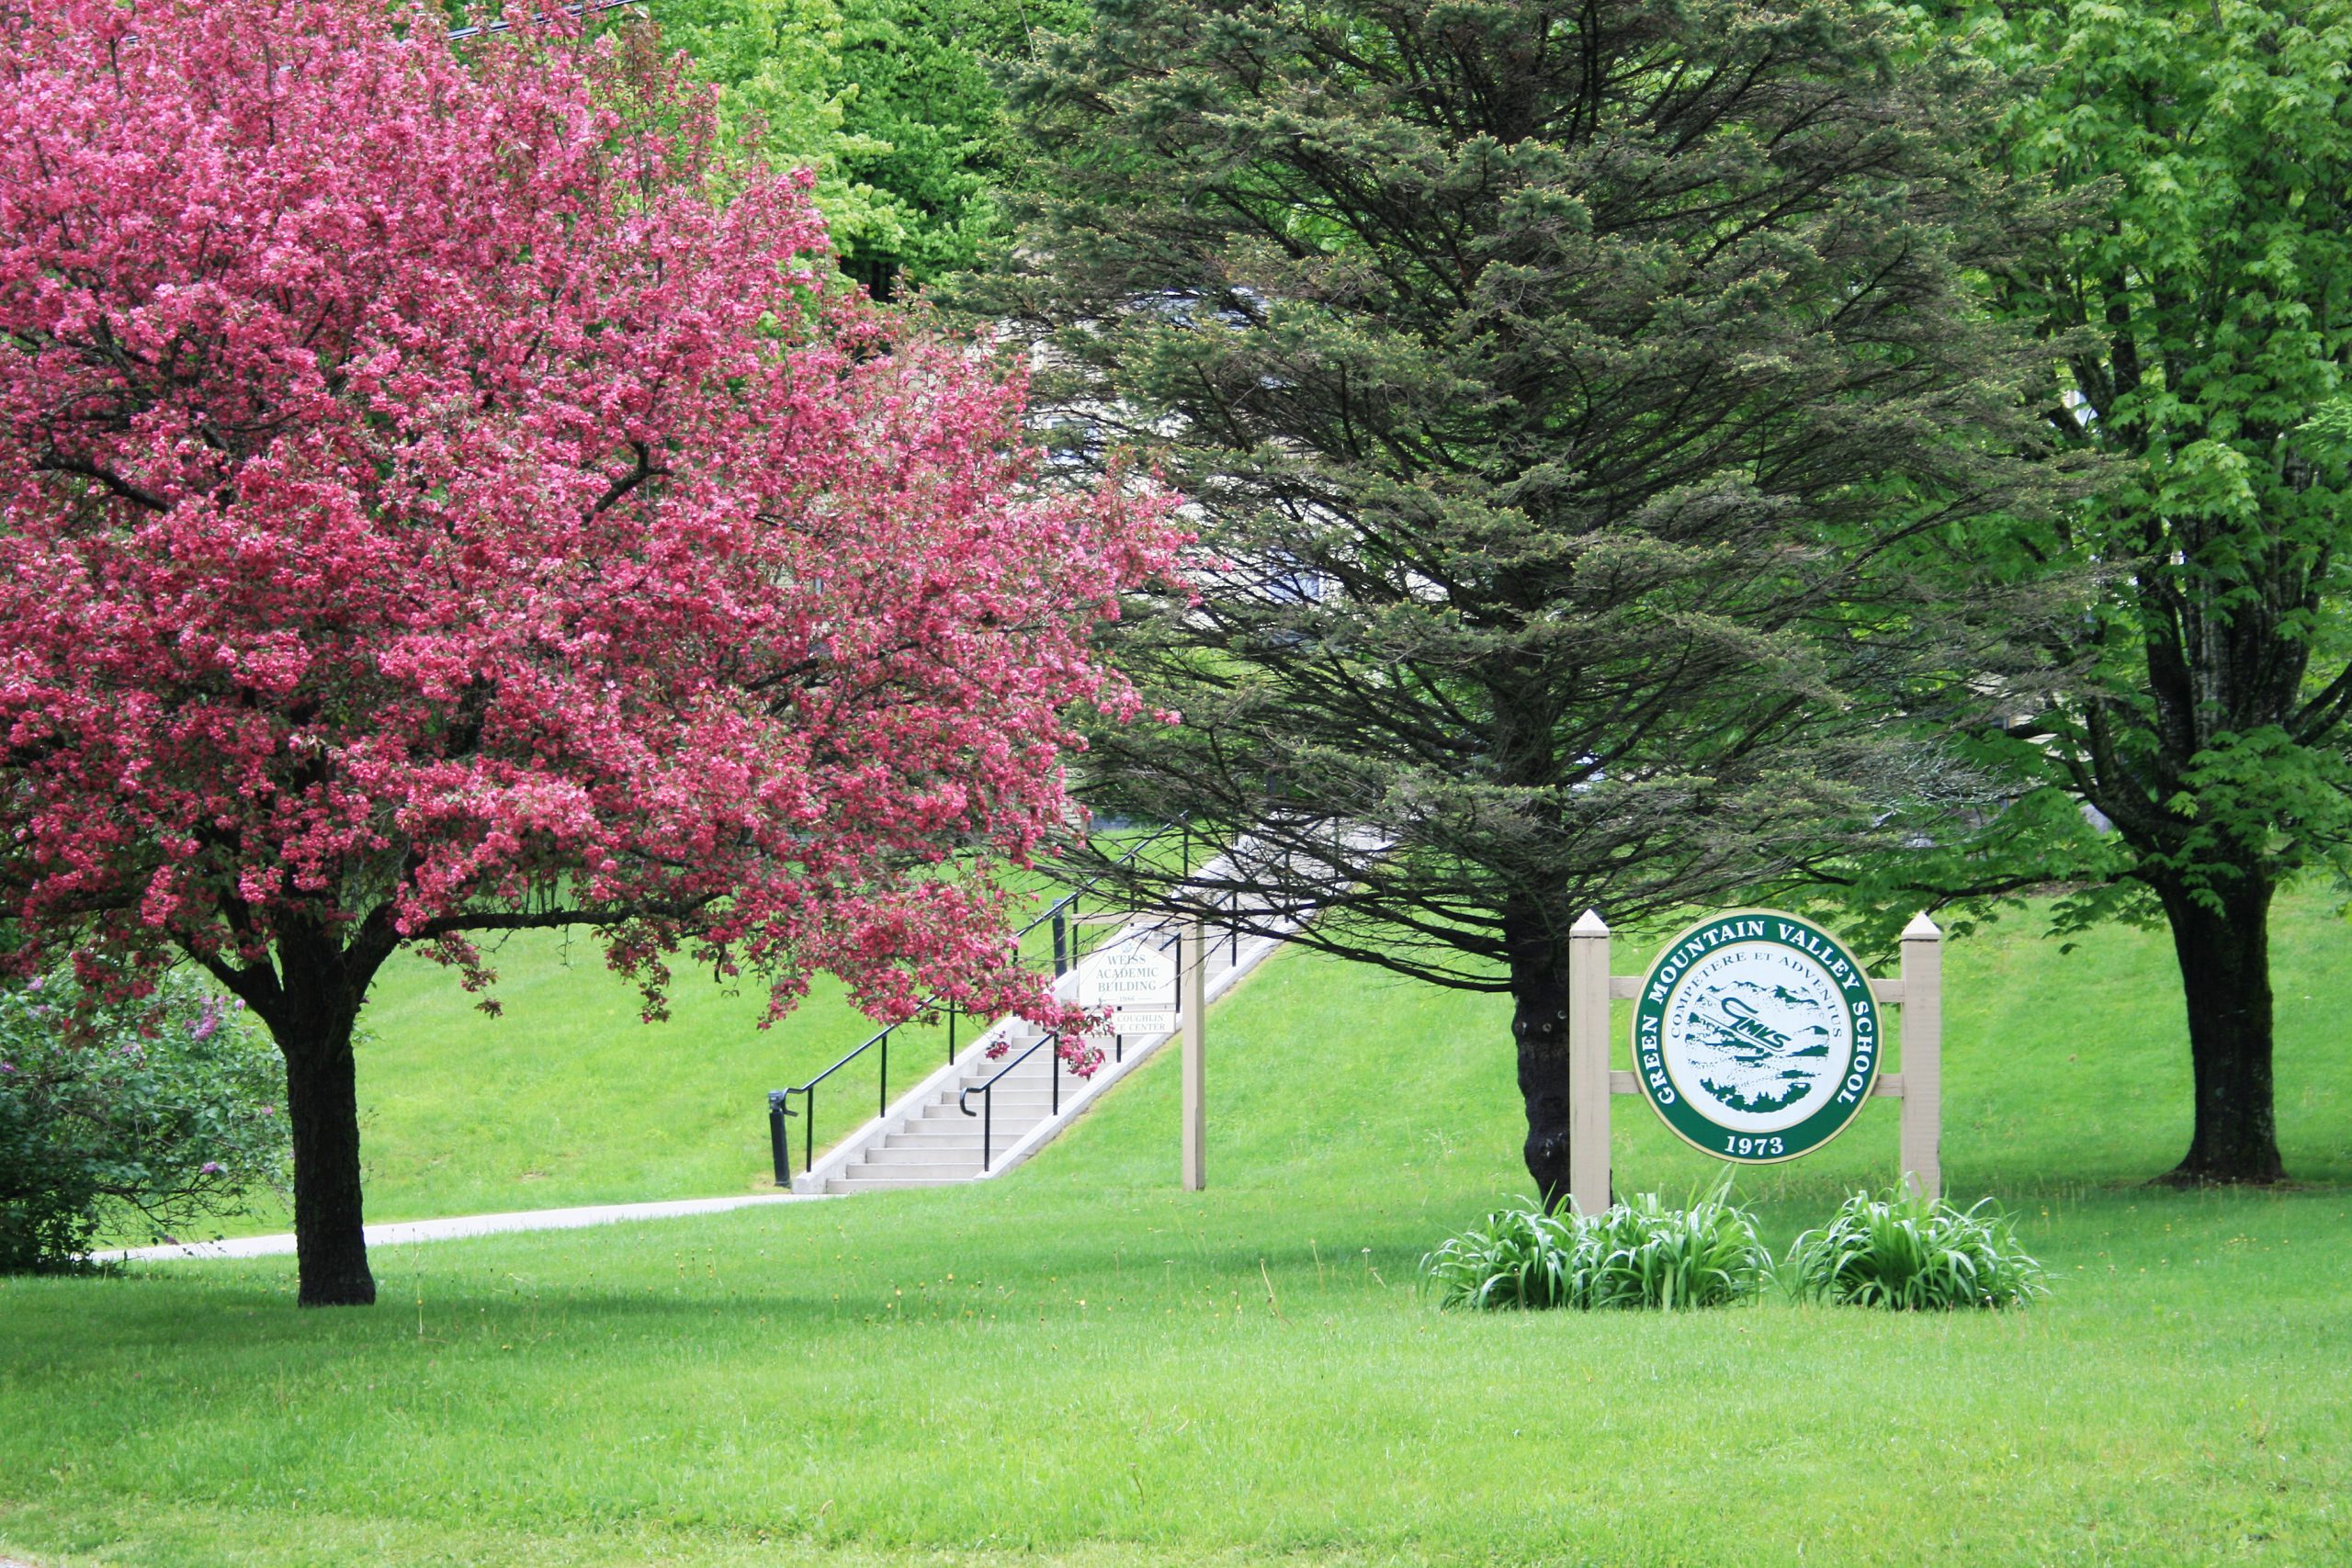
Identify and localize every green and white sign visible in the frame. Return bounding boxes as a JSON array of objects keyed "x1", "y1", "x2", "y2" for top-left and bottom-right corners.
[{"x1": 1631, "y1": 910, "x2": 1883, "y2": 1163}]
